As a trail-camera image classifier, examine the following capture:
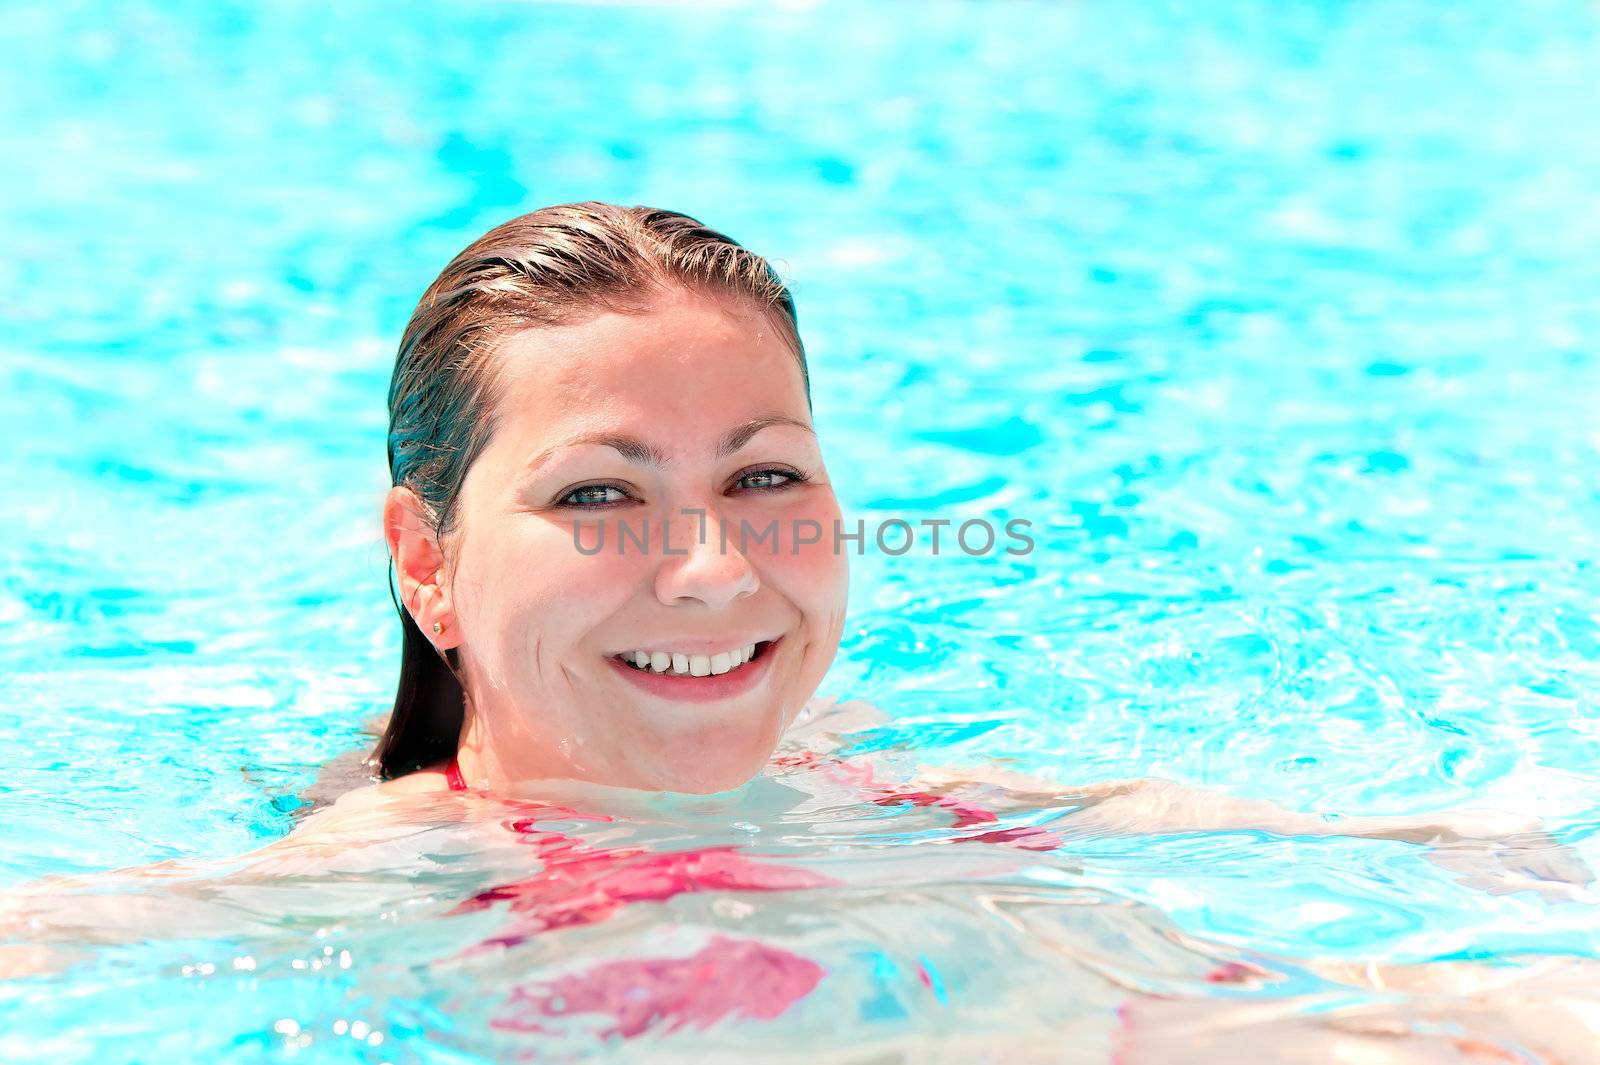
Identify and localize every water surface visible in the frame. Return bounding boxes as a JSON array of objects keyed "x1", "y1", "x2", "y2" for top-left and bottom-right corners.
[{"x1": 3, "y1": 0, "x2": 1600, "y2": 1059}]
